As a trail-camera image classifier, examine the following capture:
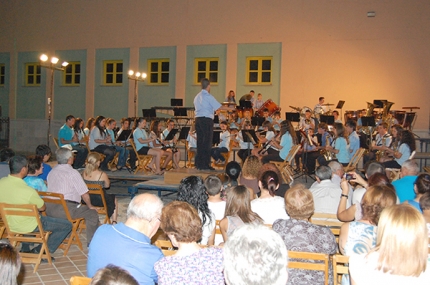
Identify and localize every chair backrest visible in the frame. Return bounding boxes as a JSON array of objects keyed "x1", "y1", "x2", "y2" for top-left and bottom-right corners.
[
  {"x1": 70, "y1": 276, "x2": 91, "y2": 285},
  {"x1": 154, "y1": 239, "x2": 174, "y2": 249},
  {"x1": 0, "y1": 203, "x2": 45, "y2": 236},
  {"x1": 409, "y1": 150, "x2": 416, "y2": 160},
  {"x1": 129, "y1": 139, "x2": 140, "y2": 156},
  {"x1": 333, "y1": 254, "x2": 349, "y2": 284},
  {"x1": 345, "y1": 148, "x2": 366, "y2": 171},
  {"x1": 310, "y1": 213, "x2": 343, "y2": 228},
  {"x1": 286, "y1": 144, "x2": 301, "y2": 164},
  {"x1": 287, "y1": 251, "x2": 330, "y2": 285},
  {"x1": 86, "y1": 183, "x2": 110, "y2": 224},
  {"x1": 37, "y1": 191, "x2": 74, "y2": 222},
  {"x1": 52, "y1": 136, "x2": 60, "y2": 149}
]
